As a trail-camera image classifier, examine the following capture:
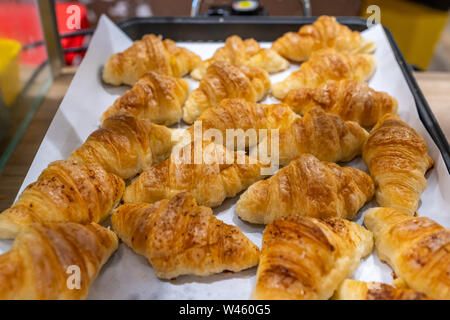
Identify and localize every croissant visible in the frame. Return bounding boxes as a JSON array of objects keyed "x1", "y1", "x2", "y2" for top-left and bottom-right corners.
[
  {"x1": 191, "y1": 35, "x2": 289, "y2": 80},
  {"x1": 183, "y1": 98, "x2": 298, "y2": 149},
  {"x1": 236, "y1": 154, "x2": 374, "y2": 224},
  {"x1": 272, "y1": 49, "x2": 376, "y2": 99},
  {"x1": 272, "y1": 15, "x2": 376, "y2": 62},
  {"x1": 102, "y1": 34, "x2": 201, "y2": 86},
  {"x1": 123, "y1": 141, "x2": 265, "y2": 208},
  {"x1": 362, "y1": 114, "x2": 434, "y2": 214},
  {"x1": 101, "y1": 72, "x2": 189, "y2": 126},
  {"x1": 182, "y1": 61, "x2": 271, "y2": 124},
  {"x1": 256, "y1": 106, "x2": 369, "y2": 166},
  {"x1": 334, "y1": 279, "x2": 430, "y2": 300},
  {"x1": 364, "y1": 207, "x2": 450, "y2": 300},
  {"x1": 0, "y1": 160, "x2": 124, "y2": 239},
  {"x1": 112, "y1": 192, "x2": 259, "y2": 279},
  {"x1": 69, "y1": 114, "x2": 175, "y2": 180},
  {"x1": 283, "y1": 80, "x2": 398, "y2": 128},
  {"x1": 251, "y1": 216, "x2": 373, "y2": 300},
  {"x1": 0, "y1": 222, "x2": 118, "y2": 299}
]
